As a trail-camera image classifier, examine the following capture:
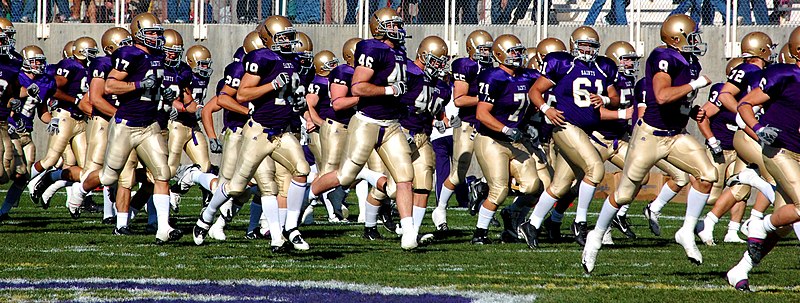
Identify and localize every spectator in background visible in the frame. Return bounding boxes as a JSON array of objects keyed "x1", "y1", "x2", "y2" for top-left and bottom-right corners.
[
  {"x1": 237, "y1": 0, "x2": 258, "y2": 23},
  {"x1": 96, "y1": 0, "x2": 115, "y2": 22},
  {"x1": 168, "y1": 0, "x2": 191, "y2": 22},
  {"x1": 699, "y1": 0, "x2": 726, "y2": 25},
  {"x1": 417, "y1": 0, "x2": 444, "y2": 23},
  {"x1": 11, "y1": 0, "x2": 36, "y2": 22},
  {"x1": 295, "y1": 0, "x2": 321, "y2": 23},
  {"x1": 128, "y1": 0, "x2": 152, "y2": 20},
  {"x1": 517, "y1": 0, "x2": 557, "y2": 24},
  {"x1": 491, "y1": 0, "x2": 517, "y2": 24},
  {"x1": 454, "y1": 0, "x2": 477, "y2": 24},
  {"x1": 585, "y1": 0, "x2": 627, "y2": 24},
  {"x1": 670, "y1": 0, "x2": 703, "y2": 23},
  {"x1": 769, "y1": 0, "x2": 791, "y2": 24},
  {"x1": 738, "y1": 0, "x2": 768, "y2": 24},
  {"x1": 48, "y1": 0, "x2": 72, "y2": 22}
]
